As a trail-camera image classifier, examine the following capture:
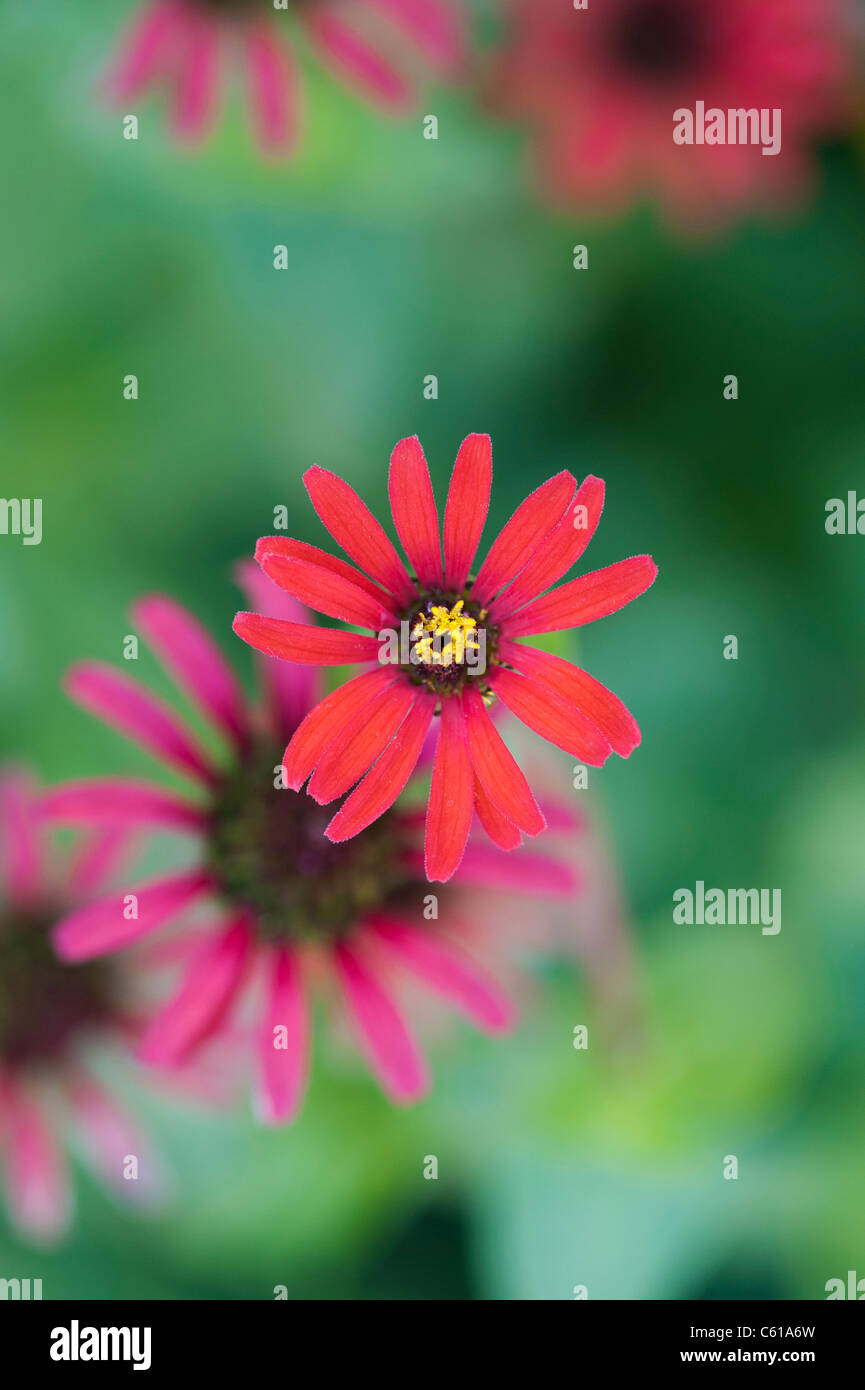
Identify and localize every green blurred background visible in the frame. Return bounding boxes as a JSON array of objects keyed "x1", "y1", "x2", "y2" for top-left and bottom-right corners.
[{"x1": 1, "y1": 1, "x2": 864, "y2": 1299}]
